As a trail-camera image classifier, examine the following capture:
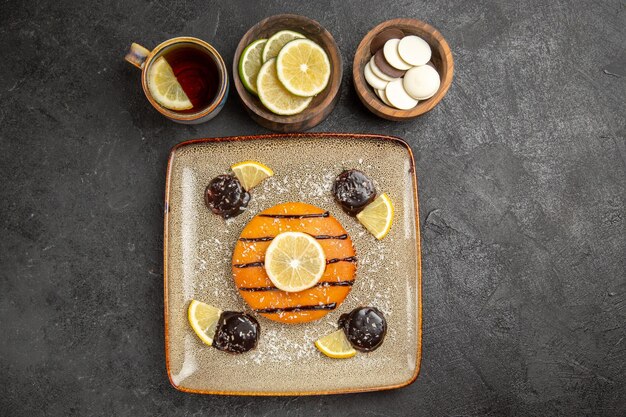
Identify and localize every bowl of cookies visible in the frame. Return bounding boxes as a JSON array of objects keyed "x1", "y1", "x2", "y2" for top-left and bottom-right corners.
[{"x1": 353, "y1": 18, "x2": 454, "y2": 121}]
